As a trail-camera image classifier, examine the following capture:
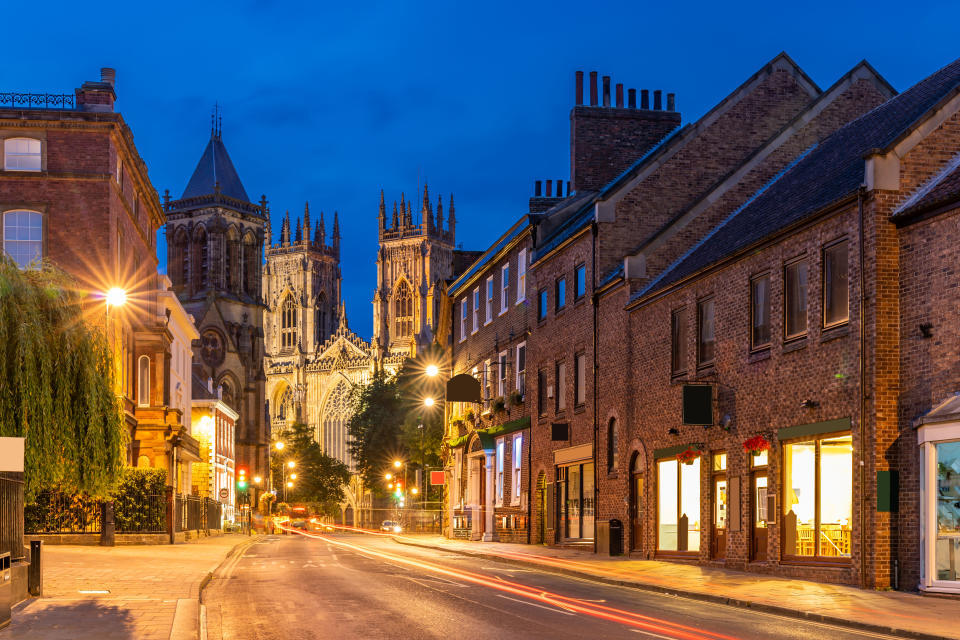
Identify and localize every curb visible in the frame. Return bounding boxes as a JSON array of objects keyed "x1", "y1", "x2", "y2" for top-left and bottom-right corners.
[
  {"x1": 193, "y1": 535, "x2": 261, "y2": 640},
  {"x1": 391, "y1": 537, "x2": 954, "y2": 640}
]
